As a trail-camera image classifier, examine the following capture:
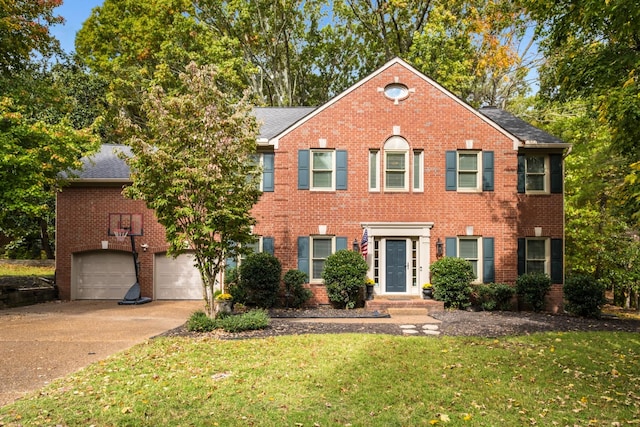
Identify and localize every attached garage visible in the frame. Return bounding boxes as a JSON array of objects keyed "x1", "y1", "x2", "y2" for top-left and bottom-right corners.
[
  {"x1": 154, "y1": 253, "x2": 203, "y2": 300},
  {"x1": 73, "y1": 251, "x2": 136, "y2": 299}
]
